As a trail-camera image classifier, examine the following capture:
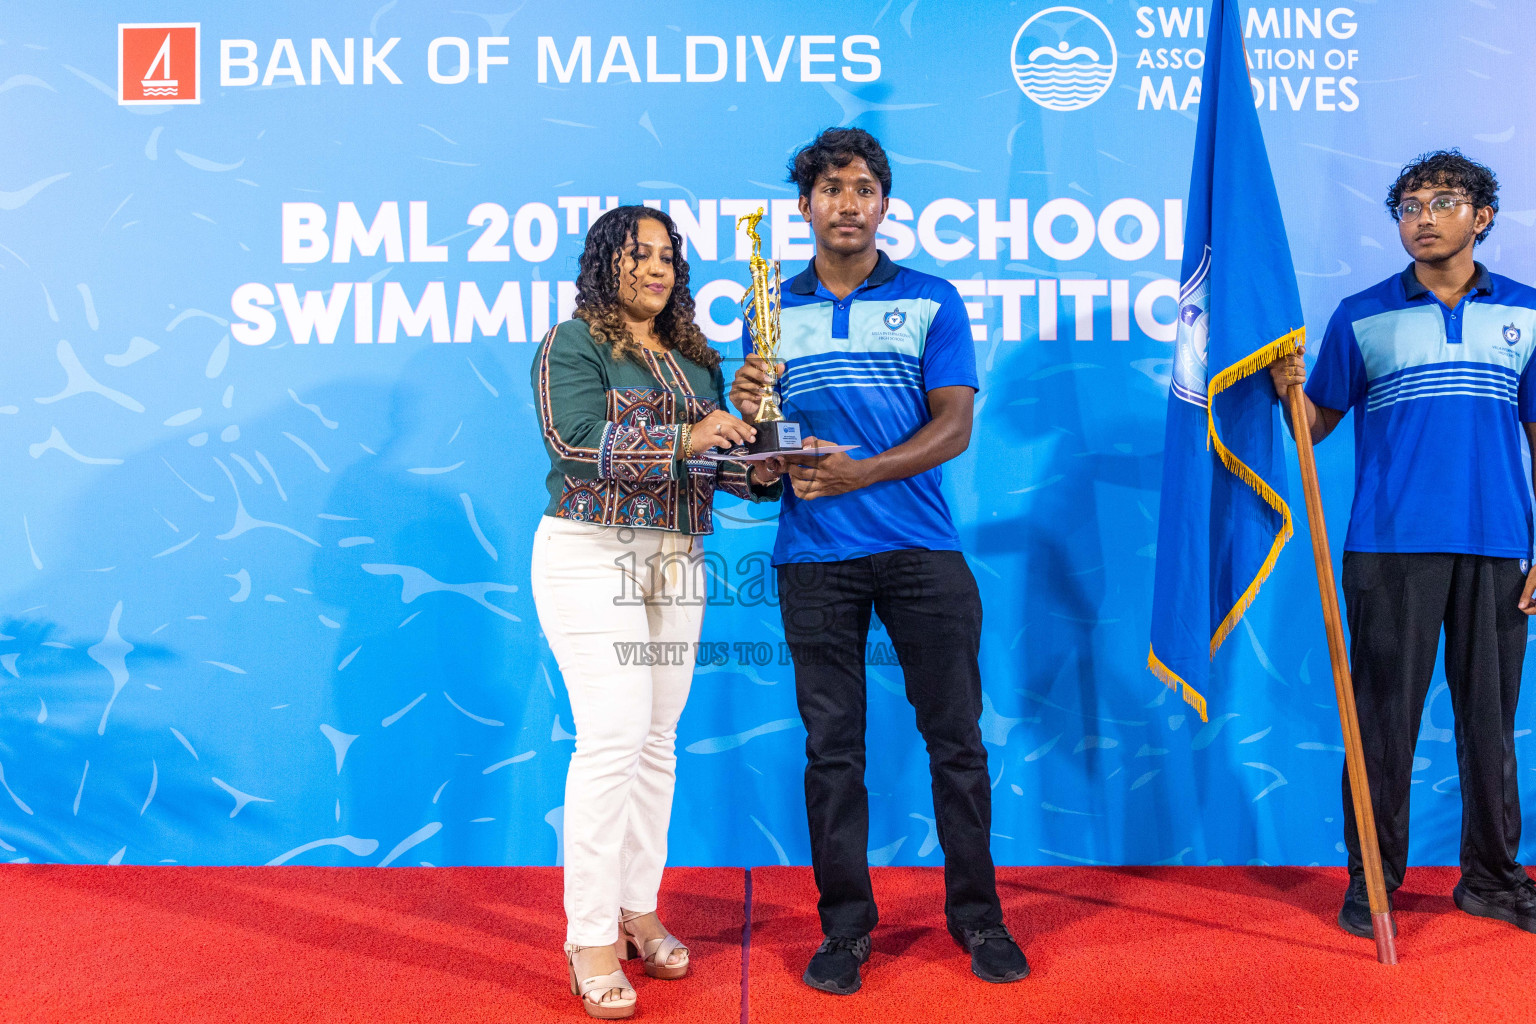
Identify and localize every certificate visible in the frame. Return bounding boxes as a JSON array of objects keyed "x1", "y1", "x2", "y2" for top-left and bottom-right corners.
[{"x1": 701, "y1": 442, "x2": 858, "y2": 462}]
